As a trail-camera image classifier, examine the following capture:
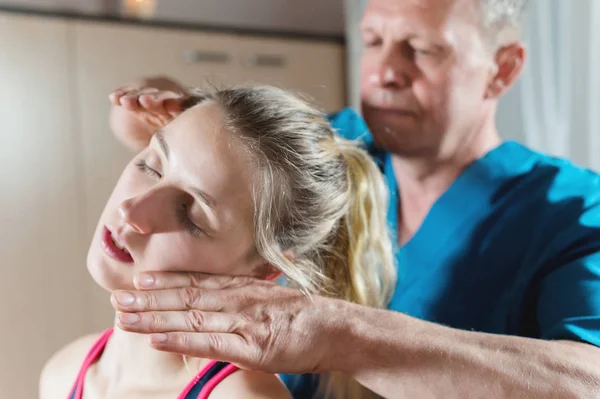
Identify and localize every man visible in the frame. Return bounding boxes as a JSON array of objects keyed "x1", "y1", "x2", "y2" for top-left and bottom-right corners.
[{"x1": 109, "y1": 0, "x2": 600, "y2": 397}]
